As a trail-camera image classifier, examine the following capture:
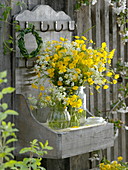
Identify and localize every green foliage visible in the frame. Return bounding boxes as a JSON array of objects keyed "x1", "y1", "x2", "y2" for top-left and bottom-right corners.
[
  {"x1": 17, "y1": 25, "x2": 43, "y2": 58},
  {"x1": 0, "y1": 1, "x2": 26, "y2": 54},
  {"x1": 0, "y1": 71, "x2": 53, "y2": 170},
  {"x1": 19, "y1": 139, "x2": 53, "y2": 157},
  {"x1": 0, "y1": 3, "x2": 11, "y2": 21}
]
